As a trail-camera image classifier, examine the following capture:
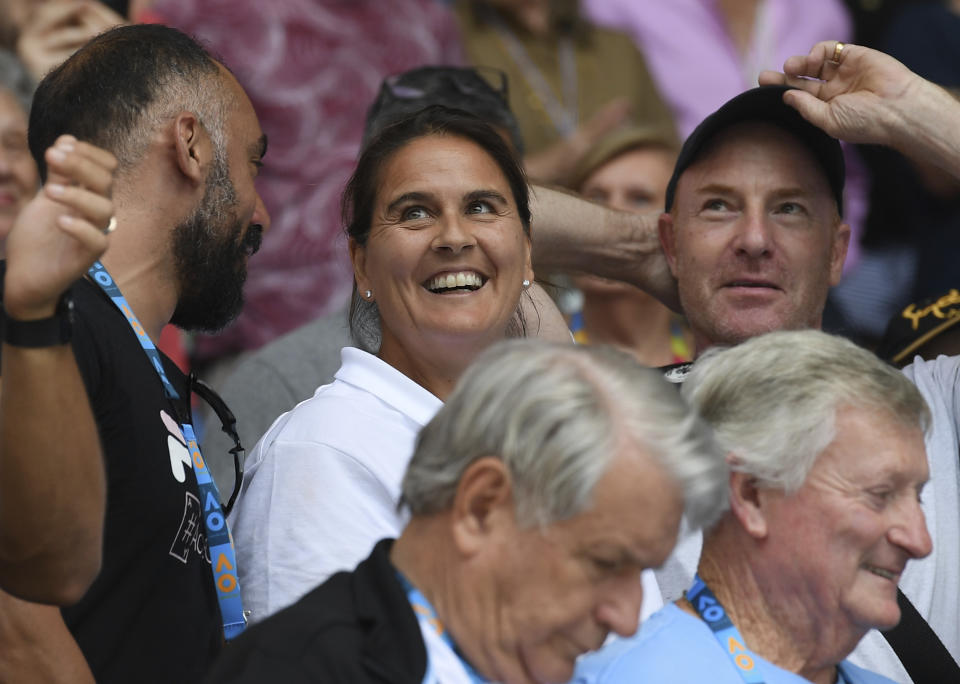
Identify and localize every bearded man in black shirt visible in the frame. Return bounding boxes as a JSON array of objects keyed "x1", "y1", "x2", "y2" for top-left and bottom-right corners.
[{"x1": 0, "y1": 24, "x2": 269, "y2": 683}]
